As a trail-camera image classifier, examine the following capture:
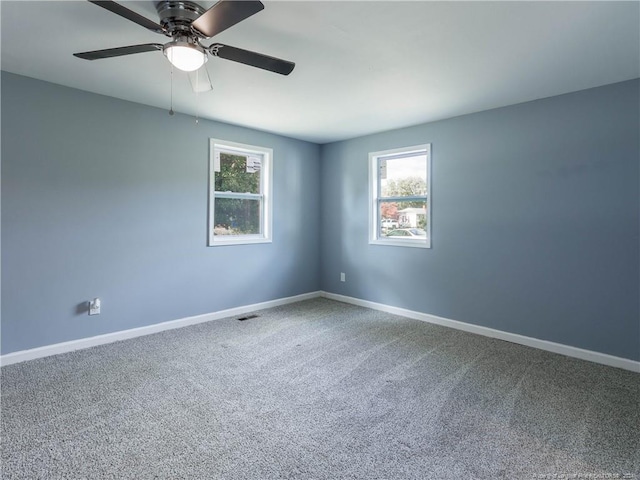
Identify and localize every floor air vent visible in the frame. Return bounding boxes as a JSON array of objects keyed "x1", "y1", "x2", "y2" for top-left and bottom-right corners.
[{"x1": 237, "y1": 314, "x2": 259, "y2": 321}]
